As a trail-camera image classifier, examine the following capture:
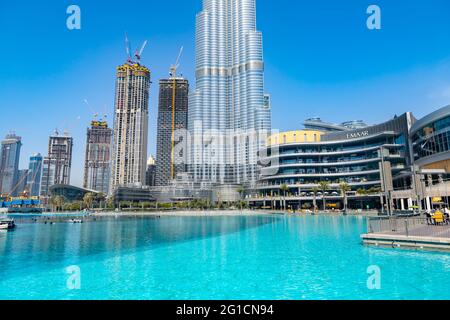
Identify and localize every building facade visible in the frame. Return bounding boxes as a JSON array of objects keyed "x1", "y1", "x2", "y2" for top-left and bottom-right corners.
[
  {"x1": 27, "y1": 153, "x2": 43, "y2": 197},
  {"x1": 16, "y1": 169, "x2": 29, "y2": 196},
  {"x1": 0, "y1": 134, "x2": 22, "y2": 196},
  {"x1": 188, "y1": 0, "x2": 271, "y2": 187},
  {"x1": 252, "y1": 113, "x2": 415, "y2": 212},
  {"x1": 40, "y1": 132, "x2": 73, "y2": 198},
  {"x1": 410, "y1": 105, "x2": 450, "y2": 211},
  {"x1": 411, "y1": 105, "x2": 450, "y2": 172},
  {"x1": 146, "y1": 156, "x2": 156, "y2": 187},
  {"x1": 156, "y1": 78, "x2": 189, "y2": 186},
  {"x1": 83, "y1": 120, "x2": 112, "y2": 194},
  {"x1": 110, "y1": 62, "x2": 151, "y2": 193}
]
